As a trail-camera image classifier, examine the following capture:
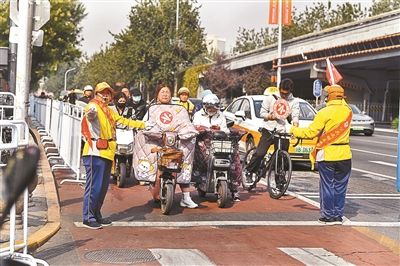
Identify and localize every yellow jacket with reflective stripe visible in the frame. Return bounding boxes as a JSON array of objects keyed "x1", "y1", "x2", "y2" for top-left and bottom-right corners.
[
  {"x1": 178, "y1": 100, "x2": 195, "y2": 115},
  {"x1": 291, "y1": 99, "x2": 352, "y2": 162},
  {"x1": 82, "y1": 102, "x2": 145, "y2": 161}
]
